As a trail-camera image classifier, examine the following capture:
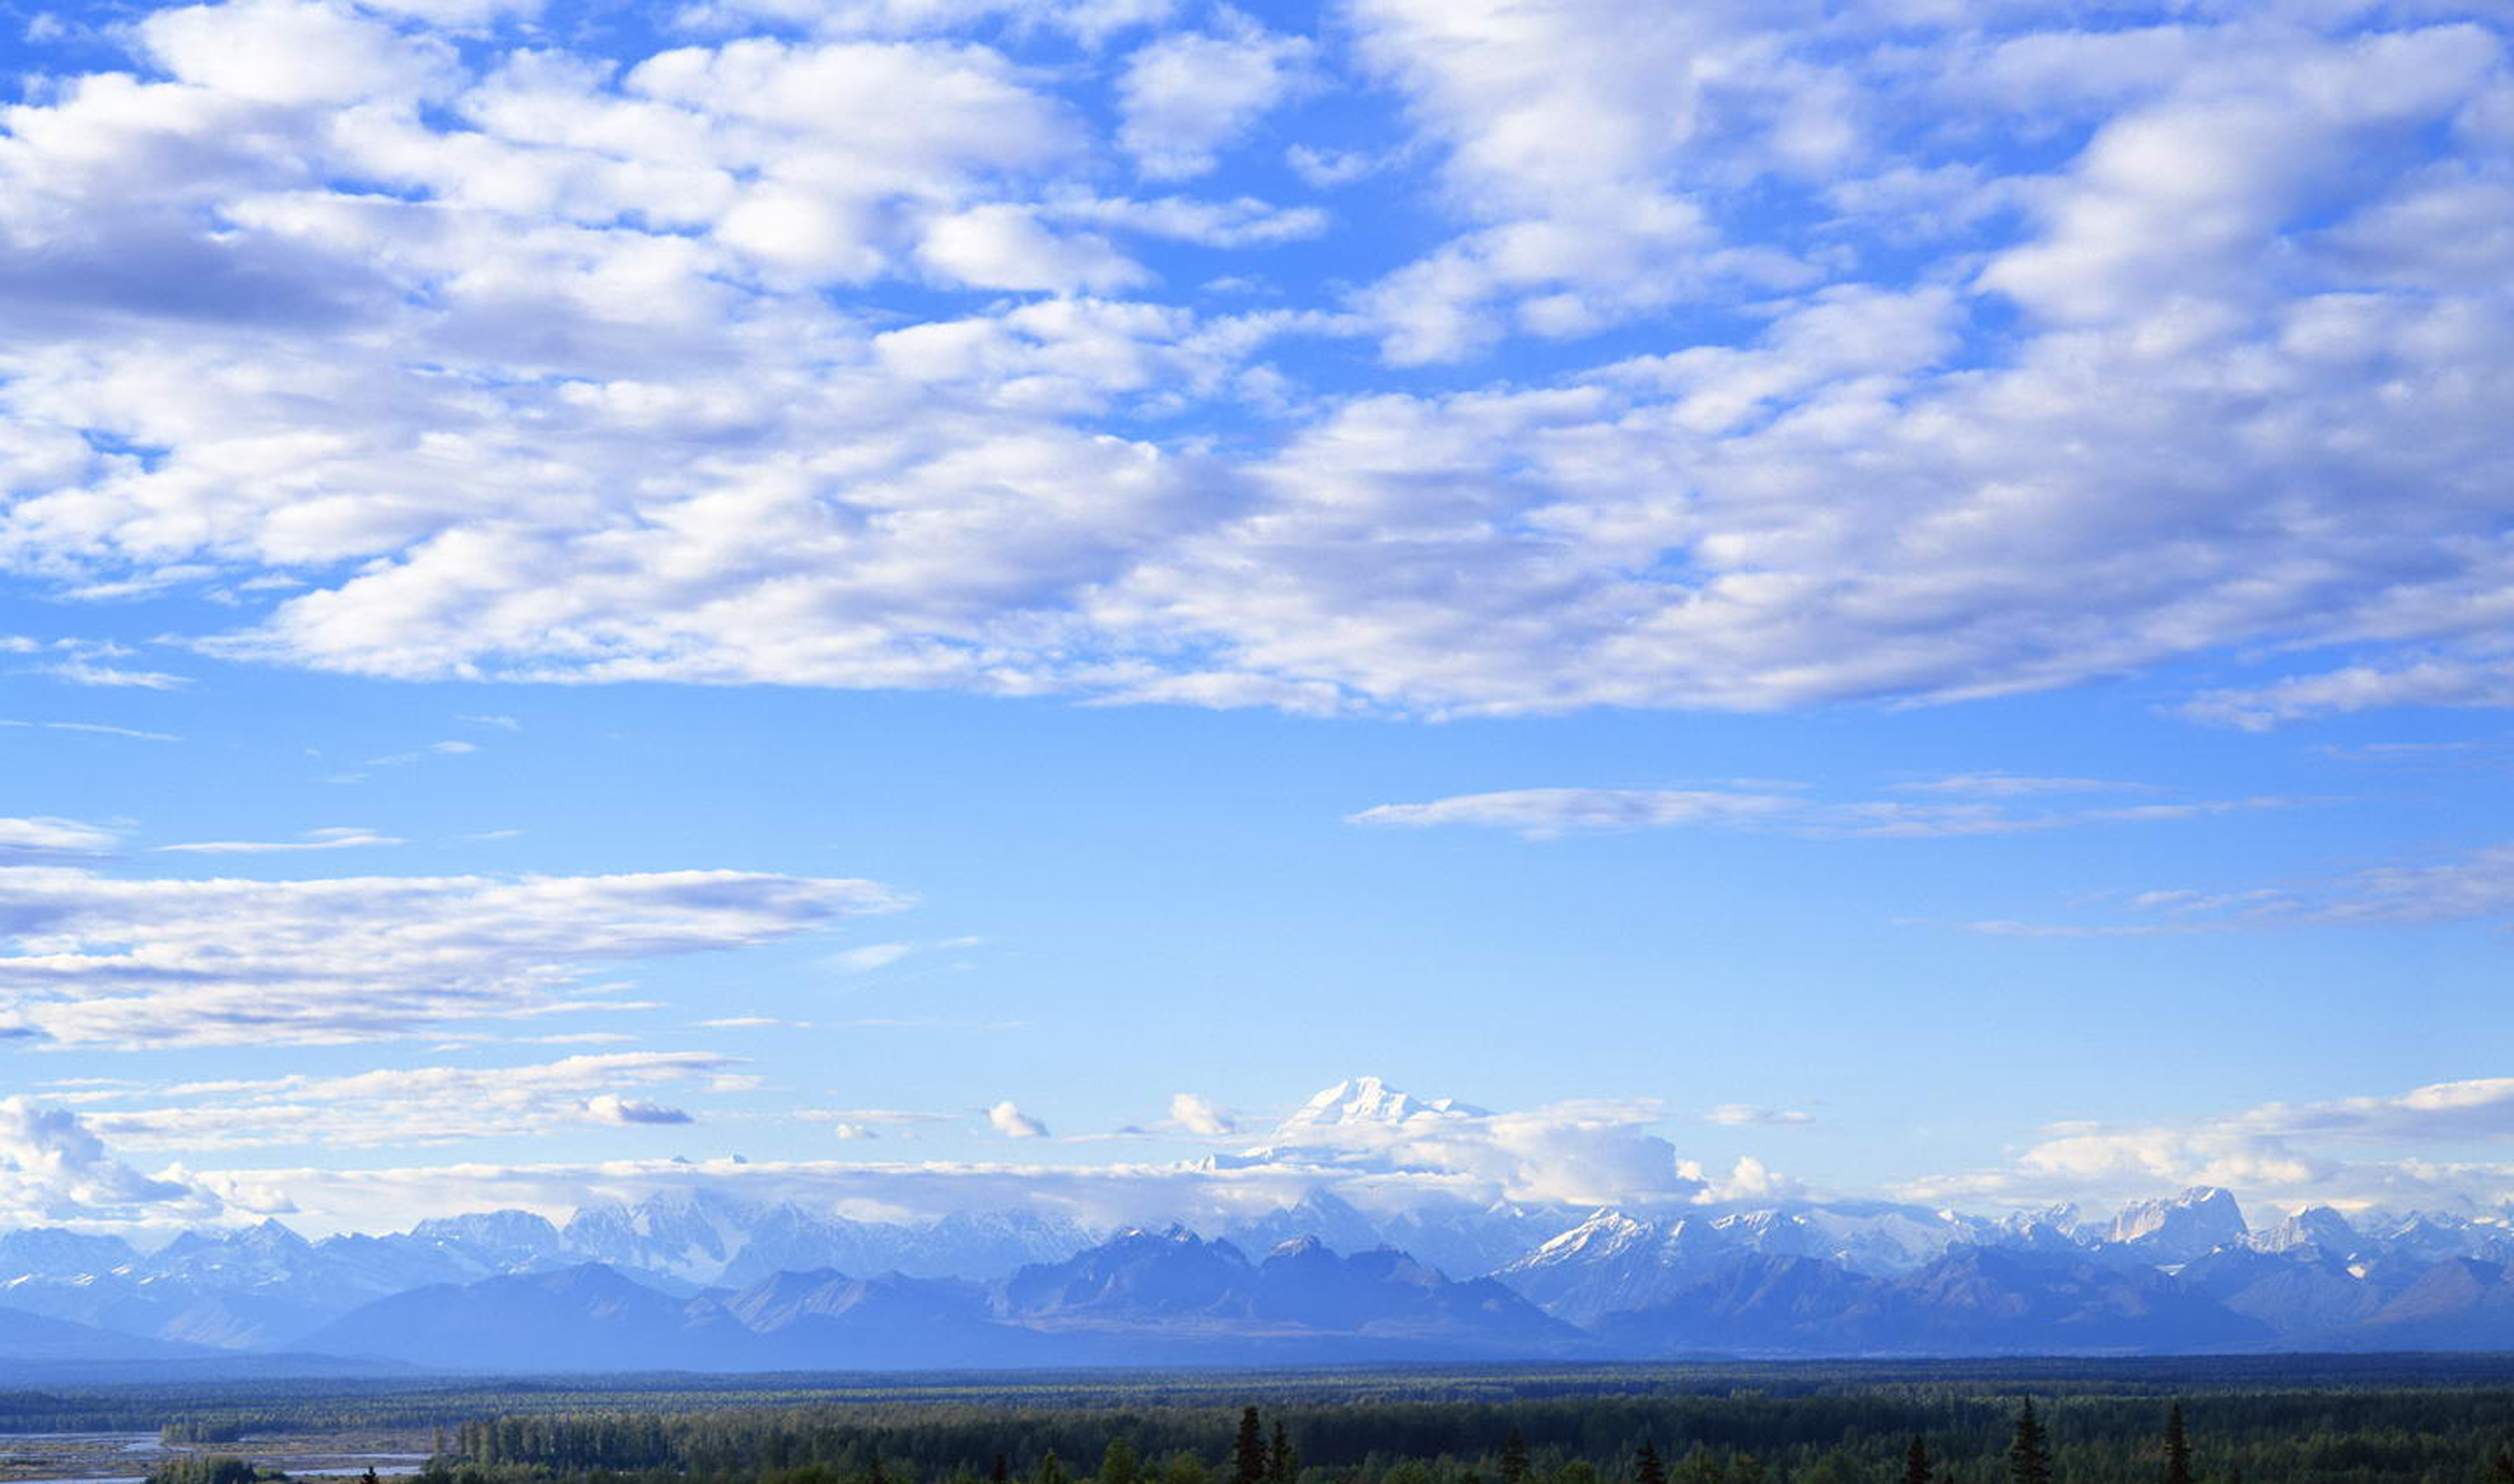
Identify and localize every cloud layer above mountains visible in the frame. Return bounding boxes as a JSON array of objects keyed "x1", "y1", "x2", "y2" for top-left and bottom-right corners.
[
  {"x1": 10, "y1": 1070, "x2": 2510, "y2": 1236},
  {"x1": 0, "y1": 0, "x2": 2507, "y2": 720}
]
